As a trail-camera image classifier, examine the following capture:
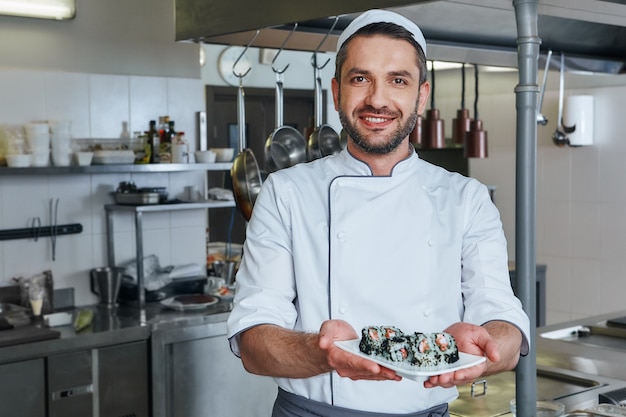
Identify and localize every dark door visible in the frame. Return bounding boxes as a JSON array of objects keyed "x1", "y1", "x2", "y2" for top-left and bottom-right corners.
[{"x1": 206, "y1": 86, "x2": 320, "y2": 244}]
